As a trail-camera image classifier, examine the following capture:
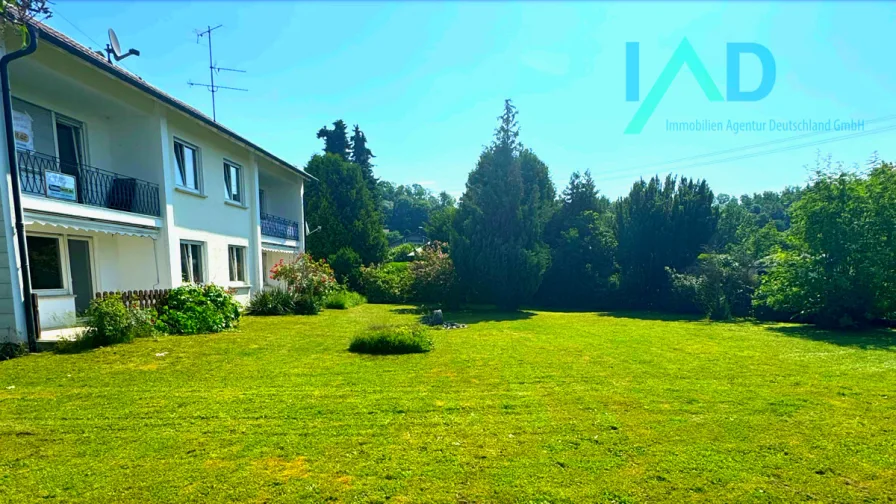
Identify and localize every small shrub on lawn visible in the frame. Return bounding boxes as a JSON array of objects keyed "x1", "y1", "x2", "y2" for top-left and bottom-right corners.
[
  {"x1": 0, "y1": 341, "x2": 27, "y2": 361},
  {"x1": 246, "y1": 287, "x2": 295, "y2": 316},
  {"x1": 62, "y1": 294, "x2": 158, "y2": 350},
  {"x1": 270, "y1": 254, "x2": 337, "y2": 315},
  {"x1": 156, "y1": 284, "x2": 240, "y2": 335},
  {"x1": 348, "y1": 324, "x2": 433, "y2": 355},
  {"x1": 325, "y1": 288, "x2": 367, "y2": 310},
  {"x1": 360, "y1": 262, "x2": 413, "y2": 303}
]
